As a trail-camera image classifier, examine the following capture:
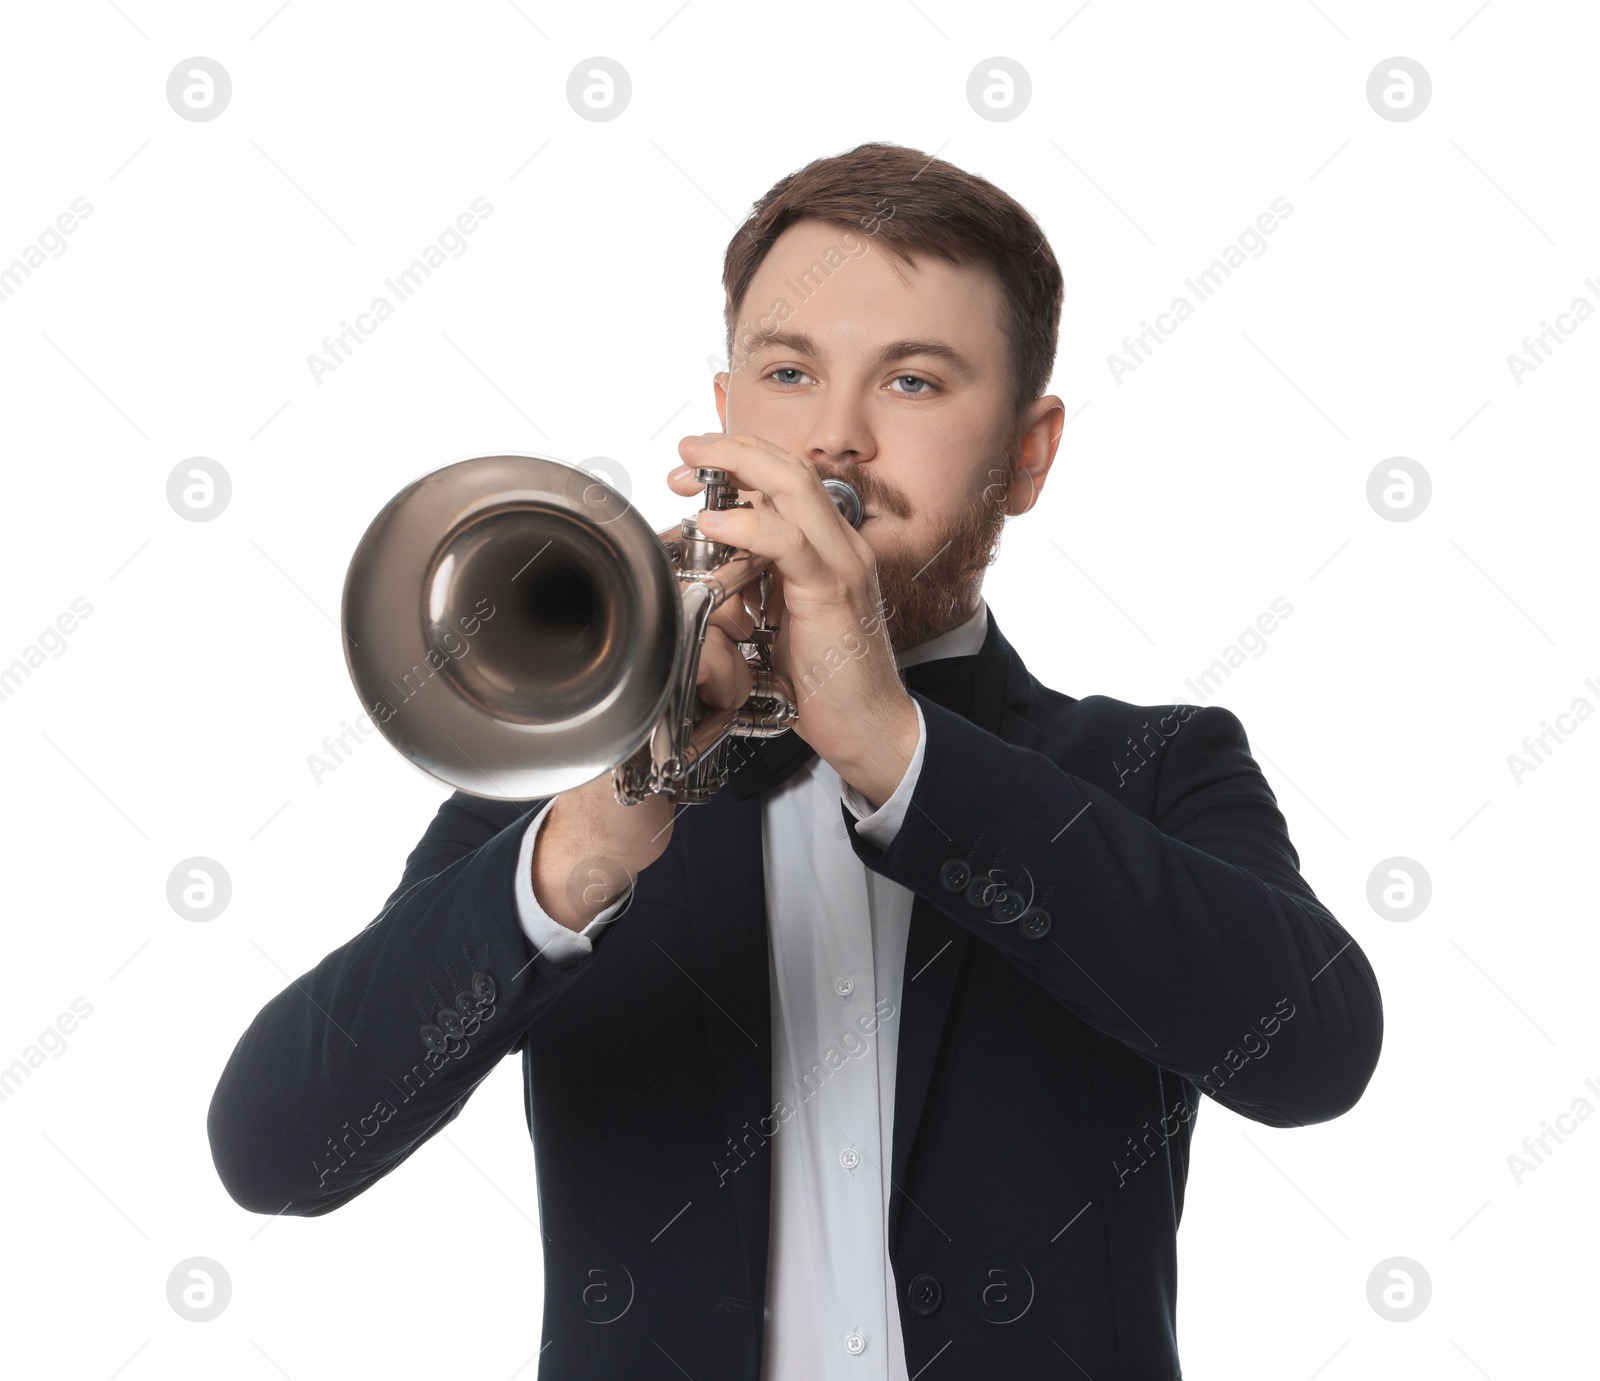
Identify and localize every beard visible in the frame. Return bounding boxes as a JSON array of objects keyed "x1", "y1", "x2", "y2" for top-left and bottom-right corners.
[{"x1": 821, "y1": 445, "x2": 1017, "y2": 656}]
